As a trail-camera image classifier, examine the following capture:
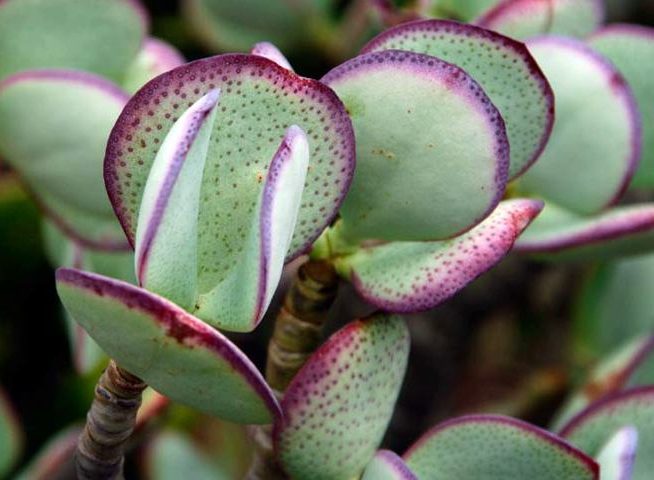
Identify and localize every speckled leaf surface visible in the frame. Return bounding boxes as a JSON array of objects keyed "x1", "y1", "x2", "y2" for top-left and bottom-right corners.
[
  {"x1": 274, "y1": 315, "x2": 410, "y2": 480},
  {"x1": 105, "y1": 54, "x2": 354, "y2": 287},
  {"x1": 339, "y1": 199, "x2": 542, "y2": 313},
  {"x1": 404, "y1": 415, "x2": 599, "y2": 480},
  {"x1": 560, "y1": 387, "x2": 654, "y2": 480},
  {"x1": 588, "y1": 25, "x2": 654, "y2": 189},
  {"x1": 362, "y1": 20, "x2": 553, "y2": 180},
  {"x1": 518, "y1": 38, "x2": 641, "y2": 215},
  {"x1": 55, "y1": 268, "x2": 280, "y2": 424},
  {"x1": 476, "y1": 0, "x2": 605, "y2": 40},
  {"x1": 0, "y1": 0, "x2": 146, "y2": 81},
  {"x1": 596, "y1": 427, "x2": 638, "y2": 480},
  {"x1": 0, "y1": 388, "x2": 22, "y2": 478},
  {"x1": 322, "y1": 49, "x2": 509, "y2": 242},
  {"x1": 362, "y1": 450, "x2": 417, "y2": 480},
  {"x1": 122, "y1": 38, "x2": 185, "y2": 94},
  {"x1": 0, "y1": 70, "x2": 130, "y2": 249},
  {"x1": 515, "y1": 202, "x2": 654, "y2": 261}
]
